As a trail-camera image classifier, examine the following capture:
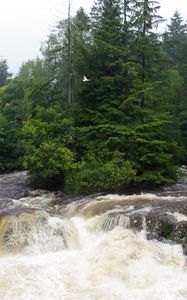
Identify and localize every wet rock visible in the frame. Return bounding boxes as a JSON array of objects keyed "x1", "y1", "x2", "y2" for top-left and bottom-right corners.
[
  {"x1": 139, "y1": 212, "x2": 187, "y2": 255},
  {"x1": 172, "y1": 222, "x2": 187, "y2": 255},
  {"x1": 0, "y1": 199, "x2": 14, "y2": 211},
  {"x1": 100, "y1": 204, "x2": 187, "y2": 255},
  {"x1": 0, "y1": 171, "x2": 29, "y2": 200},
  {"x1": 146, "y1": 213, "x2": 176, "y2": 238},
  {"x1": 27, "y1": 189, "x2": 50, "y2": 197},
  {"x1": 129, "y1": 213, "x2": 144, "y2": 230}
]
